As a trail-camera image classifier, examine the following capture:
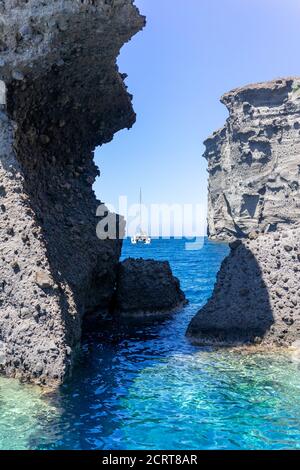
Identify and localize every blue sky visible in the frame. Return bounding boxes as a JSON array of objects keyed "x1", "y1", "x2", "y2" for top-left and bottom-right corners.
[{"x1": 94, "y1": 0, "x2": 300, "y2": 234}]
